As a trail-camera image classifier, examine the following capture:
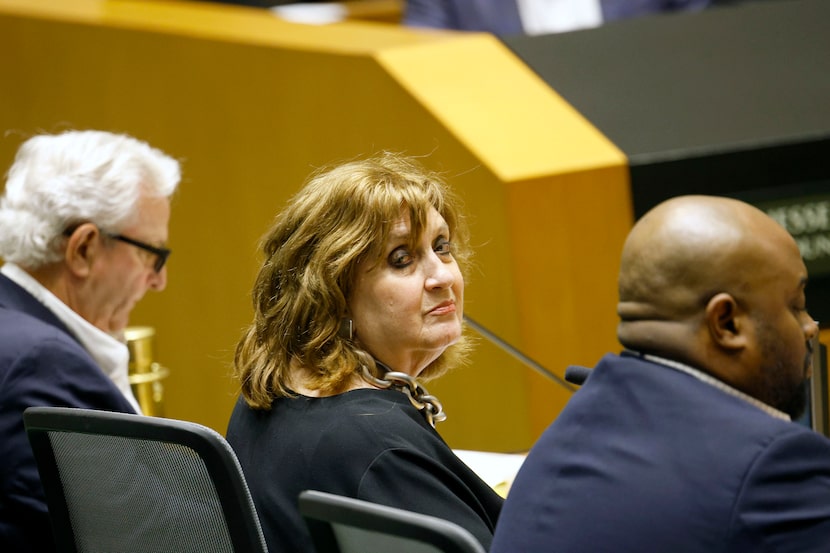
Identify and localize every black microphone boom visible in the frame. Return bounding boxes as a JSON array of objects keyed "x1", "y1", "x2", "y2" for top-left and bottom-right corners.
[{"x1": 463, "y1": 316, "x2": 576, "y2": 392}]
